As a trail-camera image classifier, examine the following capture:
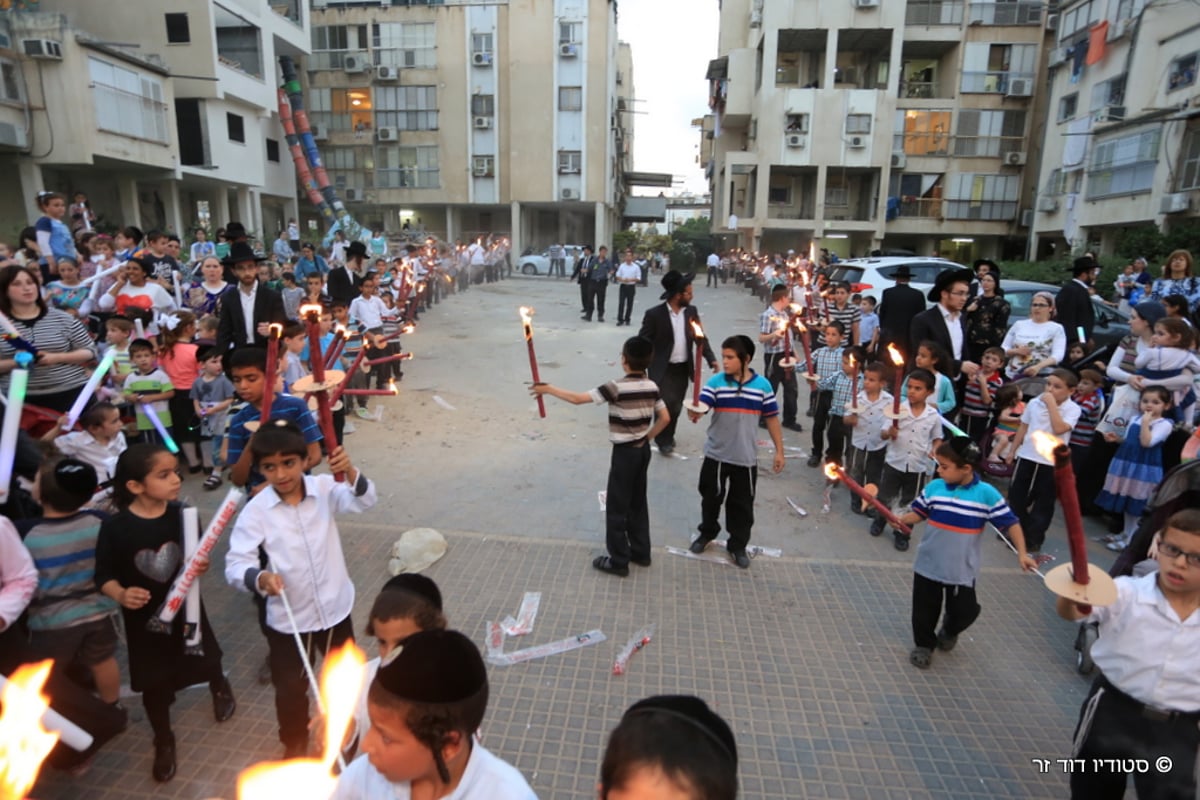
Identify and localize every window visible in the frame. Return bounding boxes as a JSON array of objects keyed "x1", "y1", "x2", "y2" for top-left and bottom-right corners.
[
  {"x1": 472, "y1": 155, "x2": 495, "y2": 177},
  {"x1": 310, "y1": 25, "x2": 366, "y2": 70},
  {"x1": 960, "y1": 42, "x2": 1036, "y2": 92},
  {"x1": 472, "y1": 32, "x2": 493, "y2": 55},
  {"x1": 558, "y1": 150, "x2": 582, "y2": 174},
  {"x1": 768, "y1": 185, "x2": 792, "y2": 204},
  {"x1": 373, "y1": 22, "x2": 436, "y2": 69},
  {"x1": 471, "y1": 94, "x2": 494, "y2": 117},
  {"x1": 215, "y1": 5, "x2": 262, "y2": 77},
  {"x1": 375, "y1": 85, "x2": 438, "y2": 131},
  {"x1": 1060, "y1": 0, "x2": 1101, "y2": 40},
  {"x1": 1179, "y1": 125, "x2": 1200, "y2": 190},
  {"x1": 1087, "y1": 129, "x2": 1161, "y2": 198},
  {"x1": 845, "y1": 114, "x2": 872, "y2": 134},
  {"x1": 954, "y1": 109, "x2": 1025, "y2": 156},
  {"x1": 1169, "y1": 53, "x2": 1197, "y2": 92},
  {"x1": 559, "y1": 21, "x2": 581, "y2": 44},
  {"x1": 894, "y1": 109, "x2": 951, "y2": 155},
  {"x1": 266, "y1": 138, "x2": 280, "y2": 162},
  {"x1": 0, "y1": 61, "x2": 21, "y2": 103},
  {"x1": 165, "y1": 13, "x2": 190, "y2": 44},
  {"x1": 87, "y1": 57, "x2": 169, "y2": 143},
  {"x1": 1058, "y1": 93, "x2": 1078, "y2": 122},
  {"x1": 227, "y1": 112, "x2": 245, "y2": 143},
  {"x1": 1090, "y1": 74, "x2": 1126, "y2": 111},
  {"x1": 945, "y1": 173, "x2": 1019, "y2": 219},
  {"x1": 785, "y1": 113, "x2": 809, "y2": 133},
  {"x1": 558, "y1": 86, "x2": 582, "y2": 111},
  {"x1": 376, "y1": 145, "x2": 439, "y2": 189}
]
